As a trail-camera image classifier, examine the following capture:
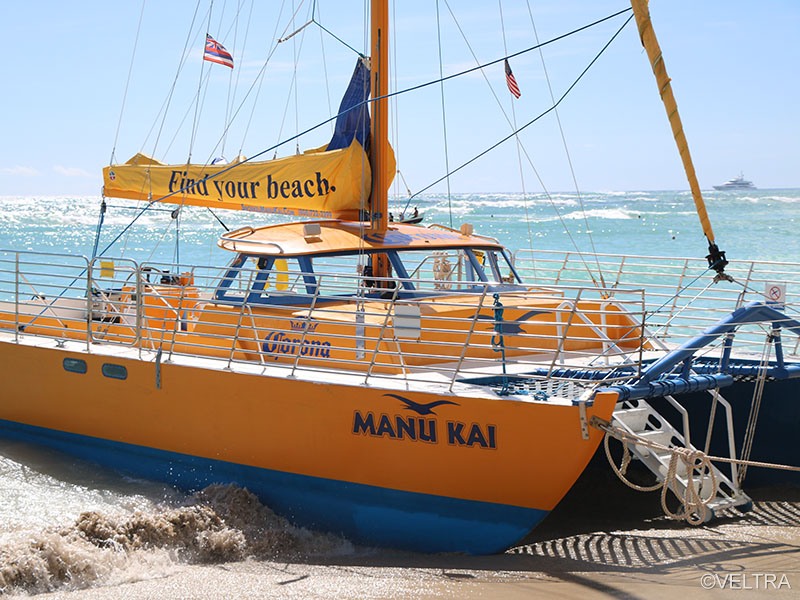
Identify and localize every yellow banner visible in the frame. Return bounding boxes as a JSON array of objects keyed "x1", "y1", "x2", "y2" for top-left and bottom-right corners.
[{"x1": 102, "y1": 141, "x2": 374, "y2": 218}]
